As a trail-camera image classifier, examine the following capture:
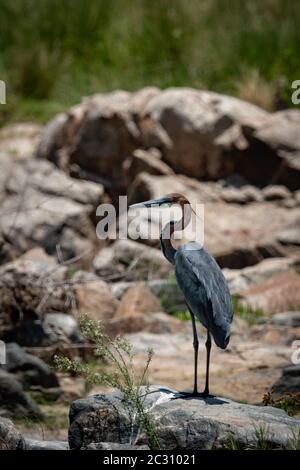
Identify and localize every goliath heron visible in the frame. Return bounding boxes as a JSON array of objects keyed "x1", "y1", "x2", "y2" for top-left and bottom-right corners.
[{"x1": 129, "y1": 193, "x2": 233, "y2": 397}]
